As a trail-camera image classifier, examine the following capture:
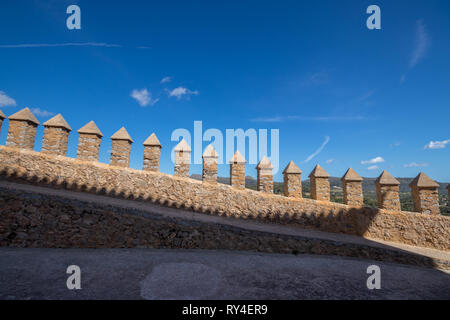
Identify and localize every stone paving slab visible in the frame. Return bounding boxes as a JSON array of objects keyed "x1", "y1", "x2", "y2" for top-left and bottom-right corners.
[{"x1": 0, "y1": 248, "x2": 449, "y2": 300}]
